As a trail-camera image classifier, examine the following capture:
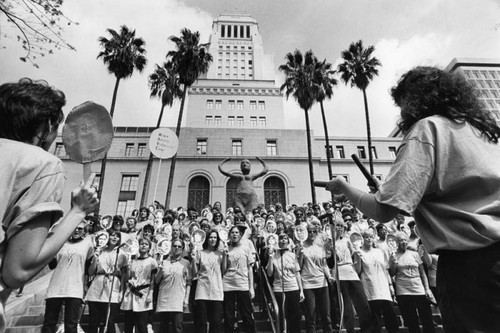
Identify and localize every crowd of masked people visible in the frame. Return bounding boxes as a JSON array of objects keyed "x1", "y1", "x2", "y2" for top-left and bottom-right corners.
[{"x1": 41, "y1": 197, "x2": 440, "y2": 333}]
